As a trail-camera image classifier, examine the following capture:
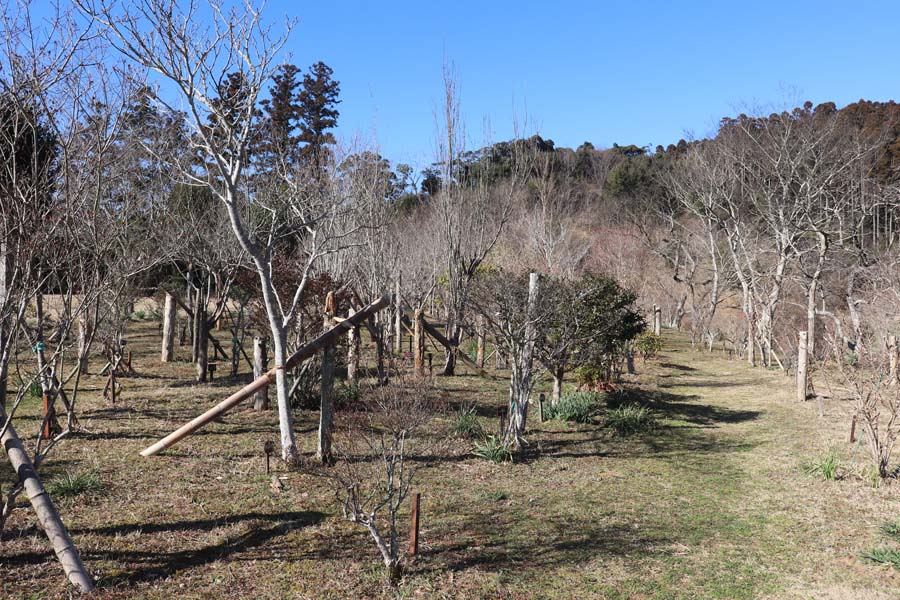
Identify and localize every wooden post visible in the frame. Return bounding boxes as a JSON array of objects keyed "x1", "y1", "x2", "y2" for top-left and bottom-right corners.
[
  {"x1": 427, "y1": 352, "x2": 433, "y2": 376},
  {"x1": 108, "y1": 370, "x2": 116, "y2": 404},
  {"x1": 318, "y1": 292, "x2": 336, "y2": 464},
  {"x1": 538, "y1": 393, "x2": 545, "y2": 423},
  {"x1": 796, "y1": 331, "x2": 808, "y2": 402},
  {"x1": 347, "y1": 307, "x2": 359, "y2": 385},
  {"x1": 0, "y1": 408, "x2": 94, "y2": 592},
  {"x1": 140, "y1": 294, "x2": 391, "y2": 457},
  {"x1": 161, "y1": 292, "x2": 176, "y2": 363},
  {"x1": 230, "y1": 336, "x2": 240, "y2": 377},
  {"x1": 408, "y1": 492, "x2": 421, "y2": 557},
  {"x1": 850, "y1": 415, "x2": 857, "y2": 443},
  {"x1": 127, "y1": 350, "x2": 133, "y2": 371},
  {"x1": 413, "y1": 308, "x2": 425, "y2": 377},
  {"x1": 253, "y1": 337, "x2": 269, "y2": 410},
  {"x1": 393, "y1": 275, "x2": 403, "y2": 355},
  {"x1": 653, "y1": 305, "x2": 661, "y2": 336},
  {"x1": 476, "y1": 315, "x2": 485, "y2": 369},
  {"x1": 889, "y1": 334, "x2": 898, "y2": 386},
  {"x1": 42, "y1": 392, "x2": 53, "y2": 440}
]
